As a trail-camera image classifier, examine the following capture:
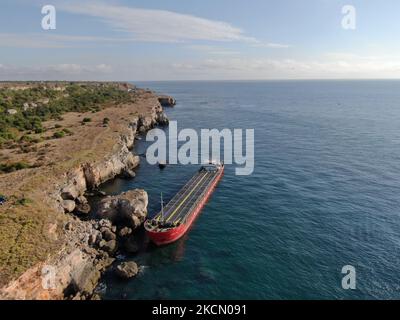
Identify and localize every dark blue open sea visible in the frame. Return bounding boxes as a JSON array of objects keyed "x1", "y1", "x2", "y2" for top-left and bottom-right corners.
[{"x1": 98, "y1": 80, "x2": 400, "y2": 300}]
